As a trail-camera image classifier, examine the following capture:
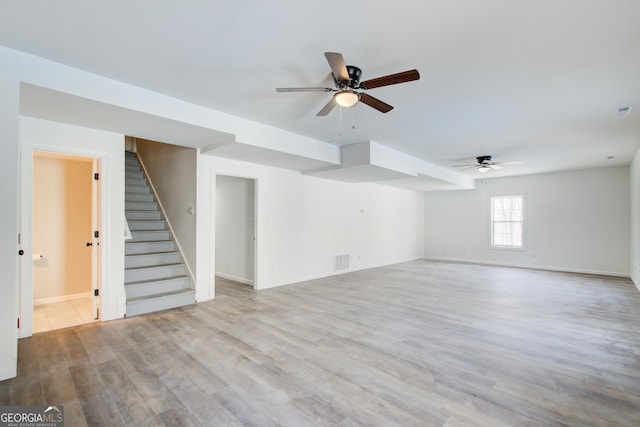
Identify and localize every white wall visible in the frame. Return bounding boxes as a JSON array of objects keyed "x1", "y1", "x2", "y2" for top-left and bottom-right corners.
[
  {"x1": 20, "y1": 117, "x2": 125, "y2": 328},
  {"x1": 199, "y1": 156, "x2": 425, "y2": 292},
  {"x1": 0, "y1": 77, "x2": 19, "y2": 380},
  {"x1": 33, "y1": 155, "x2": 92, "y2": 302},
  {"x1": 630, "y1": 149, "x2": 640, "y2": 290},
  {"x1": 424, "y1": 167, "x2": 630, "y2": 276},
  {"x1": 215, "y1": 176, "x2": 255, "y2": 284},
  {"x1": 135, "y1": 139, "x2": 197, "y2": 277}
]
